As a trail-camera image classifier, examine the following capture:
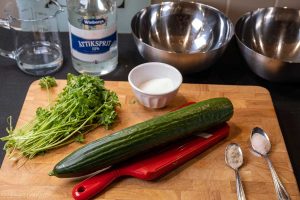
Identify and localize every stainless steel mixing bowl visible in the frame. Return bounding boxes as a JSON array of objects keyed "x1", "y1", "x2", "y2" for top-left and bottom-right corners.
[
  {"x1": 235, "y1": 7, "x2": 300, "y2": 82},
  {"x1": 131, "y1": 2, "x2": 234, "y2": 73}
]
